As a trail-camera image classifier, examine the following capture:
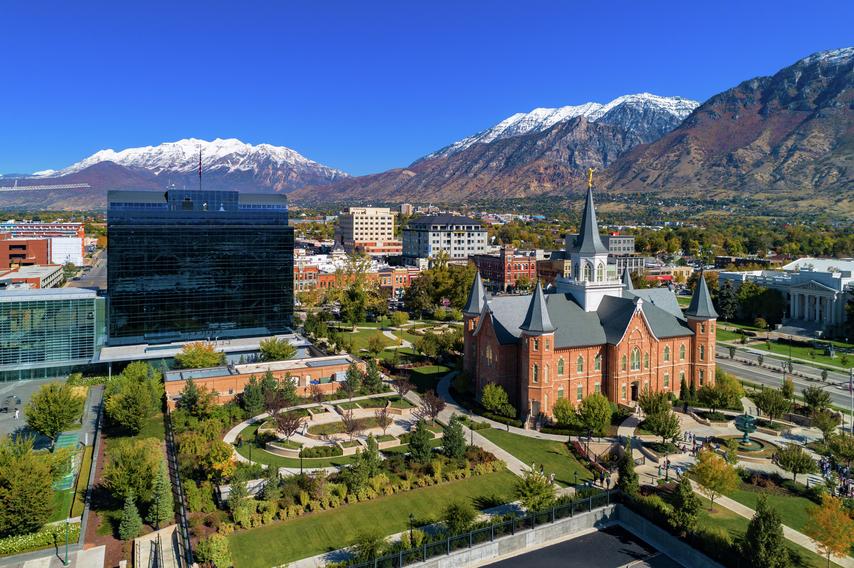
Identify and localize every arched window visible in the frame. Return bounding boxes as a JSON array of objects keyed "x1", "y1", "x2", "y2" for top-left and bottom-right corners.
[
  {"x1": 576, "y1": 356, "x2": 584, "y2": 374},
  {"x1": 630, "y1": 347, "x2": 641, "y2": 371},
  {"x1": 576, "y1": 383, "x2": 583, "y2": 401},
  {"x1": 594, "y1": 354, "x2": 601, "y2": 371},
  {"x1": 679, "y1": 344, "x2": 686, "y2": 361},
  {"x1": 583, "y1": 262, "x2": 592, "y2": 282},
  {"x1": 557, "y1": 386, "x2": 565, "y2": 399},
  {"x1": 699, "y1": 345, "x2": 705, "y2": 361},
  {"x1": 664, "y1": 373, "x2": 670, "y2": 388},
  {"x1": 701, "y1": 323, "x2": 706, "y2": 334},
  {"x1": 621, "y1": 355, "x2": 627, "y2": 371},
  {"x1": 596, "y1": 263, "x2": 604, "y2": 282},
  {"x1": 663, "y1": 346, "x2": 671, "y2": 362},
  {"x1": 485, "y1": 345, "x2": 494, "y2": 366},
  {"x1": 544, "y1": 365, "x2": 550, "y2": 384},
  {"x1": 533, "y1": 338, "x2": 539, "y2": 351},
  {"x1": 644, "y1": 352, "x2": 649, "y2": 369},
  {"x1": 699, "y1": 369, "x2": 705, "y2": 386},
  {"x1": 532, "y1": 364, "x2": 539, "y2": 383},
  {"x1": 557, "y1": 358, "x2": 565, "y2": 375}
]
